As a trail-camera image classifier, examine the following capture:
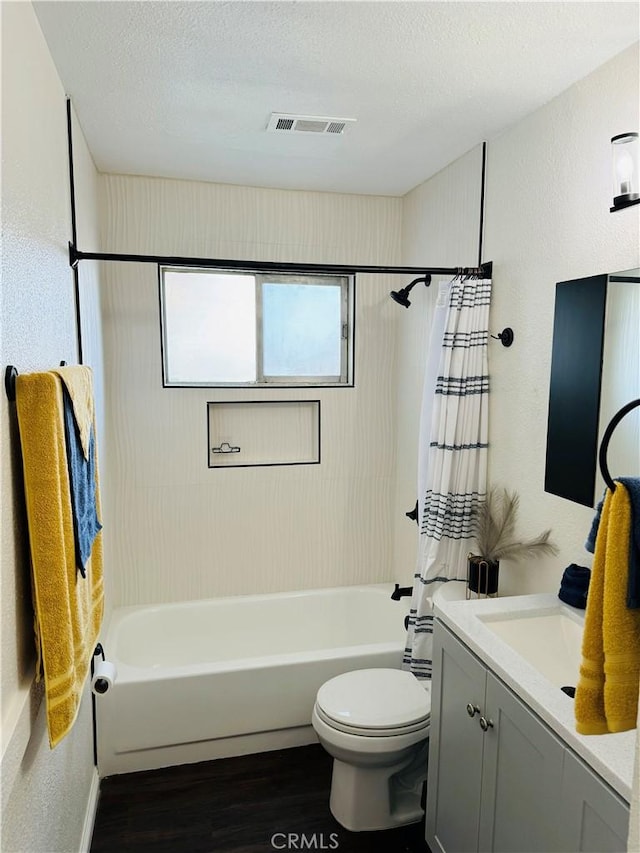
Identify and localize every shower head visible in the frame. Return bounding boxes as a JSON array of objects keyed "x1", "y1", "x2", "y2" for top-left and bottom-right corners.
[
  {"x1": 390, "y1": 287, "x2": 412, "y2": 307},
  {"x1": 389, "y1": 274, "x2": 431, "y2": 308}
]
